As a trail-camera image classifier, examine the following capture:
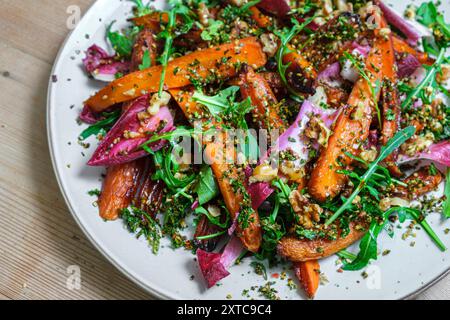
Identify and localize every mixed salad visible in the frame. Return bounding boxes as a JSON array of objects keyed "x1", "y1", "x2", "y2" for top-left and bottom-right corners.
[{"x1": 79, "y1": 0, "x2": 450, "y2": 299}]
